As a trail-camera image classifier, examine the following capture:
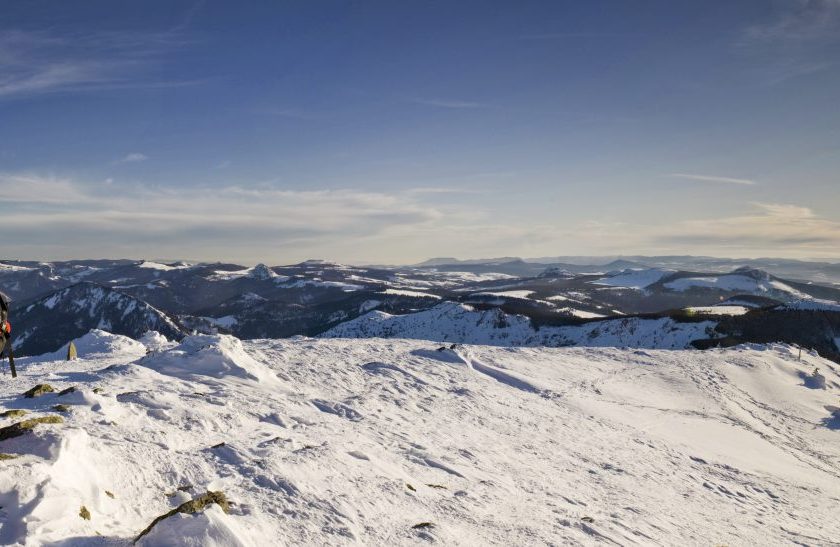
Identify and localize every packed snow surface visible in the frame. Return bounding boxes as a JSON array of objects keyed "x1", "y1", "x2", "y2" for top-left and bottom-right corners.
[{"x1": 1, "y1": 332, "x2": 839, "y2": 545}]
